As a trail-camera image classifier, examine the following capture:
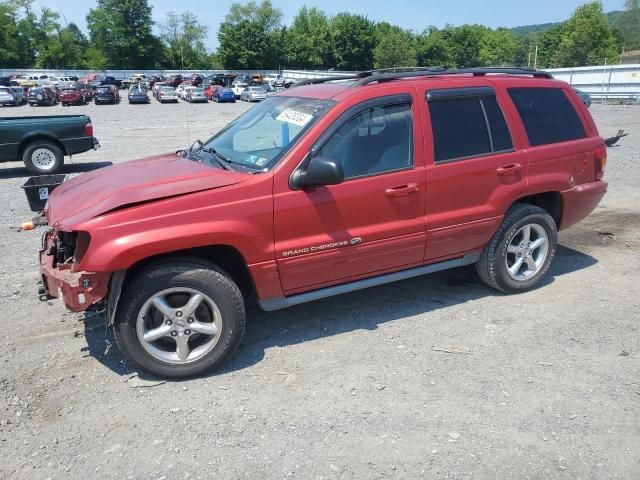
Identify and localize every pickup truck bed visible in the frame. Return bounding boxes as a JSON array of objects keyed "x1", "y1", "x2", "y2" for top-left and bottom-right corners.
[{"x1": 0, "y1": 114, "x2": 99, "y2": 174}]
